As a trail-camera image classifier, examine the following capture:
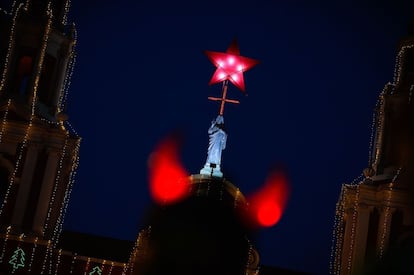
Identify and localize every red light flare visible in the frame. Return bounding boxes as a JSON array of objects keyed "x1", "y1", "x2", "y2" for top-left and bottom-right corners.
[
  {"x1": 148, "y1": 135, "x2": 190, "y2": 205},
  {"x1": 245, "y1": 169, "x2": 290, "y2": 228}
]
